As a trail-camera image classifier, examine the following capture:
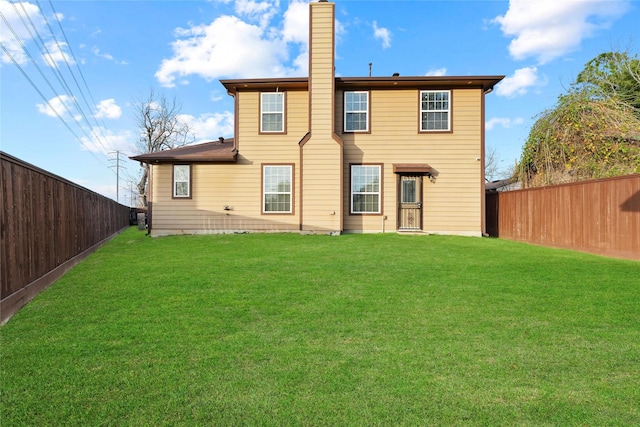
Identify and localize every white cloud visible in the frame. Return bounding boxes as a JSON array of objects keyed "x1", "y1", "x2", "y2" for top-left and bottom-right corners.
[
  {"x1": 282, "y1": 0, "x2": 308, "y2": 44},
  {"x1": 495, "y1": 67, "x2": 543, "y2": 98},
  {"x1": 210, "y1": 91, "x2": 224, "y2": 102},
  {"x1": 95, "y1": 99, "x2": 122, "y2": 120},
  {"x1": 91, "y1": 47, "x2": 113, "y2": 60},
  {"x1": 0, "y1": 0, "x2": 44, "y2": 64},
  {"x1": 36, "y1": 94, "x2": 78, "y2": 119},
  {"x1": 233, "y1": 0, "x2": 278, "y2": 28},
  {"x1": 91, "y1": 47, "x2": 127, "y2": 65},
  {"x1": 493, "y1": 0, "x2": 629, "y2": 64},
  {"x1": 156, "y1": 15, "x2": 291, "y2": 87},
  {"x1": 372, "y1": 21, "x2": 391, "y2": 49},
  {"x1": 425, "y1": 67, "x2": 447, "y2": 77},
  {"x1": 42, "y1": 41, "x2": 73, "y2": 67},
  {"x1": 177, "y1": 112, "x2": 235, "y2": 142},
  {"x1": 486, "y1": 117, "x2": 524, "y2": 131},
  {"x1": 334, "y1": 17, "x2": 346, "y2": 46},
  {"x1": 282, "y1": 0, "x2": 310, "y2": 75},
  {"x1": 79, "y1": 127, "x2": 135, "y2": 156},
  {"x1": 154, "y1": 1, "x2": 352, "y2": 87}
]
